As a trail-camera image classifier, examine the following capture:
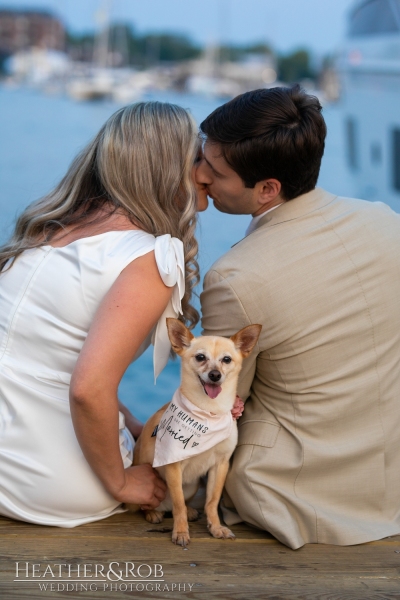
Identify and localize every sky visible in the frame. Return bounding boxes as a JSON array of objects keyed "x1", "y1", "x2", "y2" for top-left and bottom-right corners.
[{"x1": 1, "y1": 0, "x2": 355, "y2": 56}]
